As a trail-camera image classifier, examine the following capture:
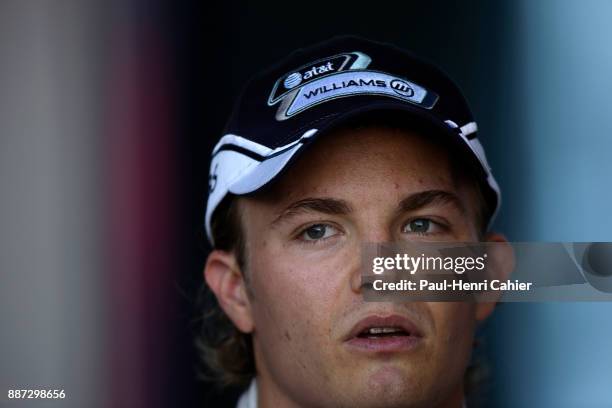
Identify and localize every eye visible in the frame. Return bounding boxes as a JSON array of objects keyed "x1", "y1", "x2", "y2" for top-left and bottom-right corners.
[
  {"x1": 402, "y1": 218, "x2": 441, "y2": 234},
  {"x1": 299, "y1": 223, "x2": 339, "y2": 242}
]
